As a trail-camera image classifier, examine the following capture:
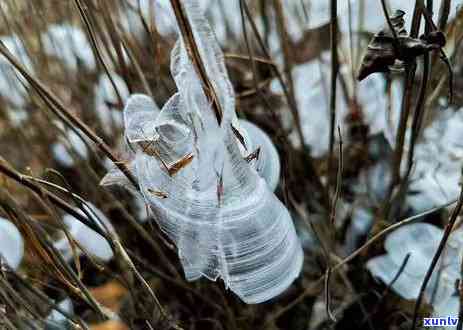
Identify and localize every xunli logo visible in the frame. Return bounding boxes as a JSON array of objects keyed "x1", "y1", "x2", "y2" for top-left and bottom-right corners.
[{"x1": 423, "y1": 317, "x2": 459, "y2": 327}]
